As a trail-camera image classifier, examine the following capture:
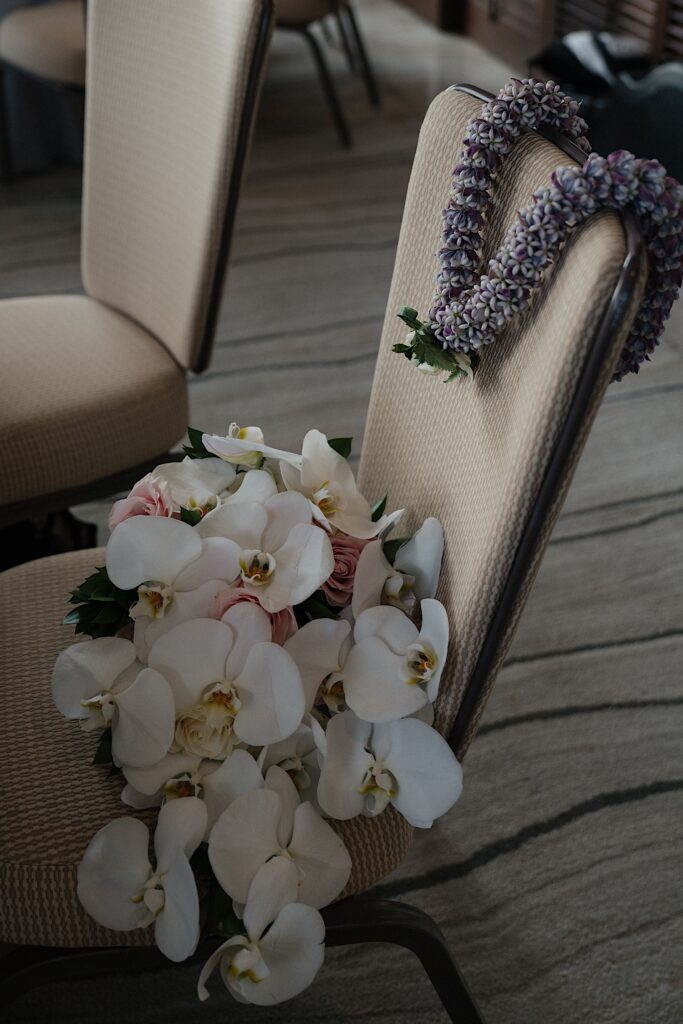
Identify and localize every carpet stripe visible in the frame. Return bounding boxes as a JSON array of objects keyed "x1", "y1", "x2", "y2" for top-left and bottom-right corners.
[
  {"x1": 504, "y1": 629, "x2": 683, "y2": 667},
  {"x1": 372, "y1": 780, "x2": 683, "y2": 898},
  {"x1": 477, "y1": 697, "x2": 683, "y2": 735}
]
